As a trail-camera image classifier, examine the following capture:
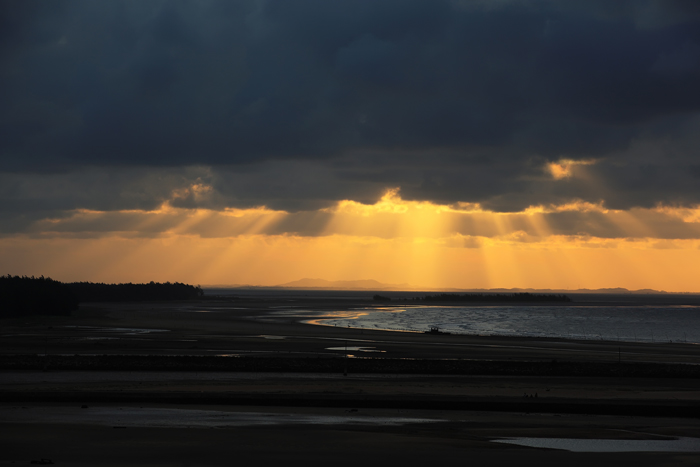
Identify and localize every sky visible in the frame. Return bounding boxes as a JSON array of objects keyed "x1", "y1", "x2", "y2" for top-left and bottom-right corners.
[{"x1": 2, "y1": 0, "x2": 700, "y2": 291}]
